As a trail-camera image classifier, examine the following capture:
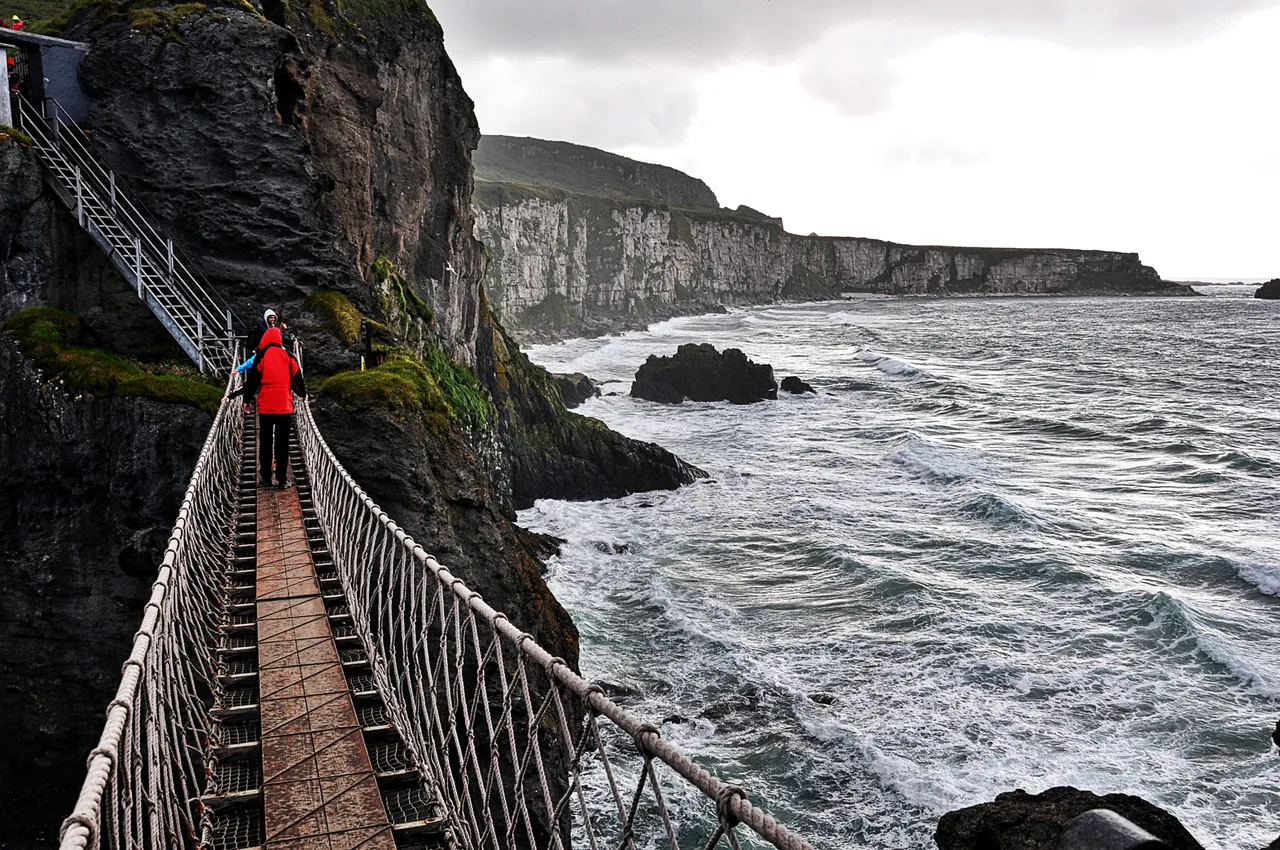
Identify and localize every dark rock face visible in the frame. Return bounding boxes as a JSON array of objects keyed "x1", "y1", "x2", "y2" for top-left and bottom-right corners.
[
  {"x1": 0, "y1": 4, "x2": 713, "y2": 841},
  {"x1": 0, "y1": 336, "x2": 210, "y2": 847},
  {"x1": 781, "y1": 375, "x2": 815, "y2": 394},
  {"x1": 67, "y1": 3, "x2": 485, "y2": 367},
  {"x1": 632, "y1": 343, "x2": 778, "y2": 404},
  {"x1": 1, "y1": 140, "x2": 181, "y2": 359},
  {"x1": 1255, "y1": 279, "x2": 1280, "y2": 299},
  {"x1": 935, "y1": 787, "x2": 1206, "y2": 850},
  {"x1": 553, "y1": 372, "x2": 599, "y2": 409},
  {"x1": 477, "y1": 315, "x2": 707, "y2": 509}
]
